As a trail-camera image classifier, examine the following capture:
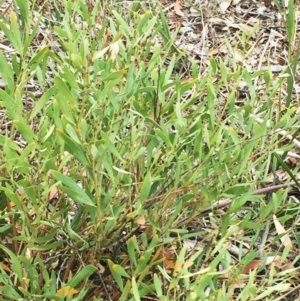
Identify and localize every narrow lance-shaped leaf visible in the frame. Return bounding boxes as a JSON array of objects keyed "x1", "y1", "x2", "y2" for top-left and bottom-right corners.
[
  {"x1": 15, "y1": 0, "x2": 29, "y2": 25},
  {"x1": 50, "y1": 170, "x2": 96, "y2": 207},
  {"x1": 30, "y1": 86, "x2": 57, "y2": 120},
  {"x1": 0, "y1": 52, "x2": 14, "y2": 90},
  {"x1": 28, "y1": 46, "x2": 49, "y2": 71},
  {"x1": 0, "y1": 89, "x2": 20, "y2": 120},
  {"x1": 107, "y1": 259, "x2": 129, "y2": 290},
  {"x1": 67, "y1": 265, "x2": 97, "y2": 287},
  {"x1": 9, "y1": 11, "x2": 23, "y2": 54},
  {"x1": 13, "y1": 120, "x2": 36, "y2": 143},
  {"x1": 273, "y1": 152, "x2": 300, "y2": 187},
  {"x1": 131, "y1": 277, "x2": 141, "y2": 301},
  {"x1": 140, "y1": 172, "x2": 152, "y2": 203},
  {"x1": 56, "y1": 129, "x2": 90, "y2": 166}
]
